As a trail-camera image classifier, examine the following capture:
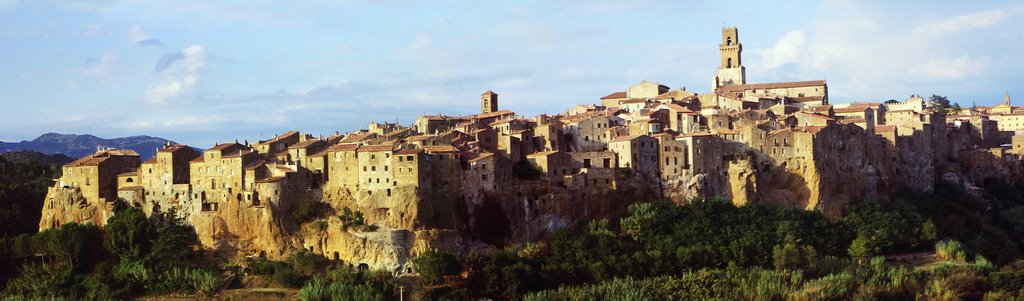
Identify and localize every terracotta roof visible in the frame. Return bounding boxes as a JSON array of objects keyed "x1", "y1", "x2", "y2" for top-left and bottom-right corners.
[
  {"x1": 482, "y1": 90, "x2": 497, "y2": 95},
  {"x1": 208, "y1": 142, "x2": 243, "y2": 152},
  {"x1": 467, "y1": 152, "x2": 495, "y2": 163},
  {"x1": 833, "y1": 107, "x2": 871, "y2": 114},
  {"x1": 396, "y1": 148, "x2": 424, "y2": 155},
  {"x1": 256, "y1": 131, "x2": 298, "y2": 145},
  {"x1": 766, "y1": 129, "x2": 791, "y2": 138},
  {"x1": 222, "y1": 149, "x2": 254, "y2": 158},
  {"x1": 357, "y1": 143, "x2": 396, "y2": 152},
  {"x1": 158, "y1": 144, "x2": 192, "y2": 153},
  {"x1": 527, "y1": 150, "x2": 562, "y2": 157},
  {"x1": 798, "y1": 112, "x2": 835, "y2": 121},
  {"x1": 423, "y1": 145, "x2": 459, "y2": 153},
  {"x1": 65, "y1": 149, "x2": 140, "y2": 168},
  {"x1": 340, "y1": 132, "x2": 375, "y2": 143},
  {"x1": 600, "y1": 91, "x2": 627, "y2": 99},
  {"x1": 406, "y1": 135, "x2": 433, "y2": 142},
  {"x1": 326, "y1": 143, "x2": 359, "y2": 152},
  {"x1": 243, "y1": 159, "x2": 267, "y2": 170},
  {"x1": 808, "y1": 105, "x2": 833, "y2": 112},
  {"x1": 716, "y1": 128, "x2": 741, "y2": 135},
  {"x1": 660, "y1": 104, "x2": 697, "y2": 114},
  {"x1": 489, "y1": 119, "x2": 517, "y2": 125},
  {"x1": 288, "y1": 139, "x2": 323, "y2": 149},
  {"x1": 473, "y1": 110, "x2": 515, "y2": 119},
  {"x1": 142, "y1": 158, "x2": 158, "y2": 164},
  {"x1": 384, "y1": 128, "x2": 413, "y2": 137},
  {"x1": 716, "y1": 80, "x2": 827, "y2": 93},
  {"x1": 190, "y1": 157, "x2": 204, "y2": 163}
]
